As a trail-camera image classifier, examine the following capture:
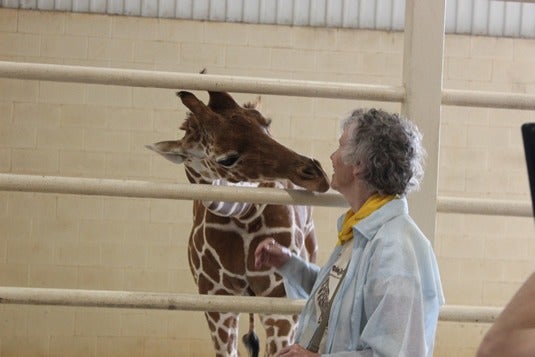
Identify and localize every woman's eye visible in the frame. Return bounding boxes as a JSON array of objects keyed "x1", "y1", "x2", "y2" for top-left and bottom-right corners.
[{"x1": 217, "y1": 155, "x2": 239, "y2": 167}]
